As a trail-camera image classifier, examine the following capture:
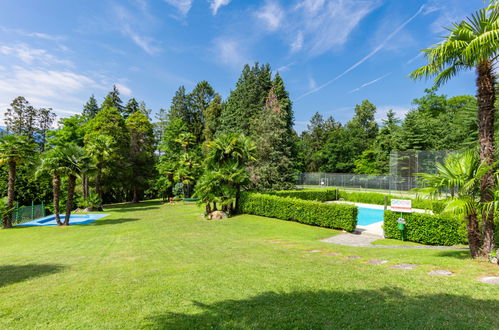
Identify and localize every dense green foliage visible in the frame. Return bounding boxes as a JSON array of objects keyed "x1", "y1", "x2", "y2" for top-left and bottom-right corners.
[
  {"x1": 297, "y1": 88, "x2": 478, "y2": 174},
  {"x1": 239, "y1": 192, "x2": 357, "y2": 231},
  {"x1": 384, "y1": 210, "x2": 467, "y2": 246},
  {"x1": 265, "y1": 189, "x2": 337, "y2": 202}
]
